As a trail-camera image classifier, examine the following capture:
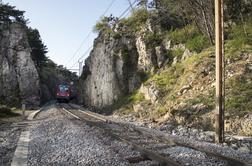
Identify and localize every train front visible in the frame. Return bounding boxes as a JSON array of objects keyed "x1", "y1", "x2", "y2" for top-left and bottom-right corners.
[{"x1": 56, "y1": 83, "x2": 71, "y2": 102}]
